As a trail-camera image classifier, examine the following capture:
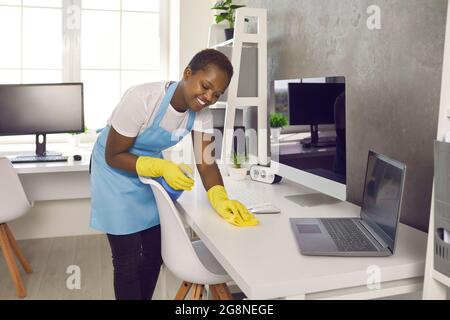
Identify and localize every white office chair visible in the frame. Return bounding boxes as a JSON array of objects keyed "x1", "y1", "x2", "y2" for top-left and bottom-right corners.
[
  {"x1": 0, "y1": 157, "x2": 33, "y2": 298},
  {"x1": 145, "y1": 178, "x2": 234, "y2": 300}
]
